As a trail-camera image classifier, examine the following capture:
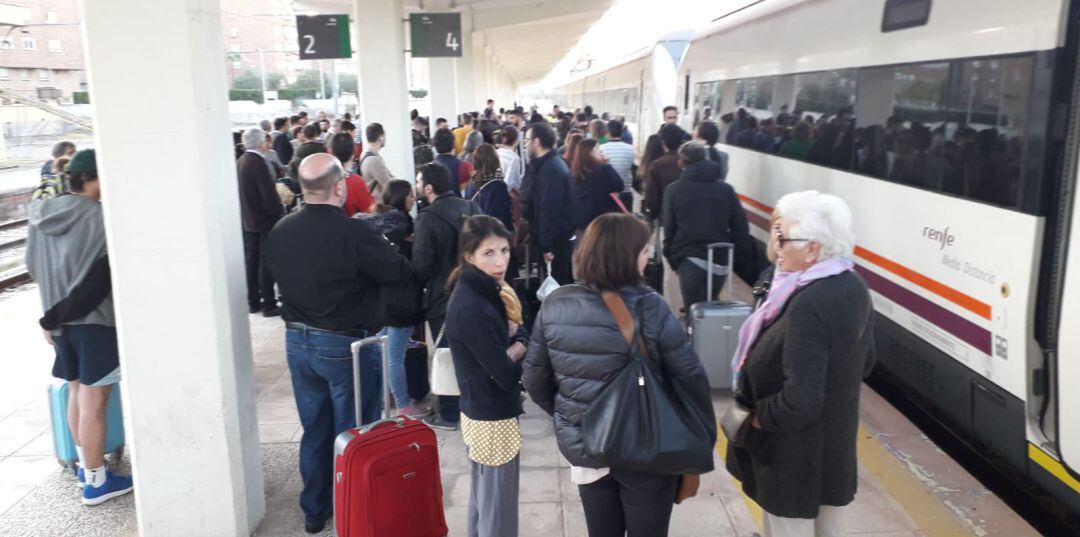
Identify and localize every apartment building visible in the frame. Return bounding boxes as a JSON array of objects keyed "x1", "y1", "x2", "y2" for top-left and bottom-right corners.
[{"x1": 0, "y1": 0, "x2": 85, "y2": 102}]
